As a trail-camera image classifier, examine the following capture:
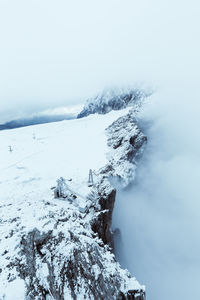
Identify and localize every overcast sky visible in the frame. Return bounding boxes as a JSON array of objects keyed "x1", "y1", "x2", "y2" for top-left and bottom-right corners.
[
  {"x1": 1, "y1": 1, "x2": 200, "y2": 298},
  {"x1": 0, "y1": 0, "x2": 199, "y2": 122}
]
